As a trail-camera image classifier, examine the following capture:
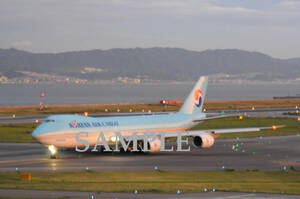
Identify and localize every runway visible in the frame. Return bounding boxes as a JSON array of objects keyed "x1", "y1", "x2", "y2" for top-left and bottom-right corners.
[
  {"x1": 1, "y1": 189, "x2": 300, "y2": 199},
  {"x1": 1, "y1": 135, "x2": 300, "y2": 172}
]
